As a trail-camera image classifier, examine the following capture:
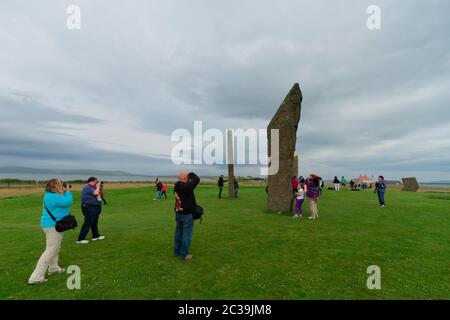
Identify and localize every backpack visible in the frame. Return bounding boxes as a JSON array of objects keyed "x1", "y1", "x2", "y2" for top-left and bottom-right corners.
[
  {"x1": 174, "y1": 192, "x2": 204, "y2": 223},
  {"x1": 193, "y1": 205, "x2": 204, "y2": 223}
]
